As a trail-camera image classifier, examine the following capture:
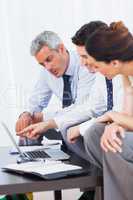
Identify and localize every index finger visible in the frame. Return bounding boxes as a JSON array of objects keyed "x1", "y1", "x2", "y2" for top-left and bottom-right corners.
[{"x1": 16, "y1": 125, "x2": 33, "y2": 135}]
